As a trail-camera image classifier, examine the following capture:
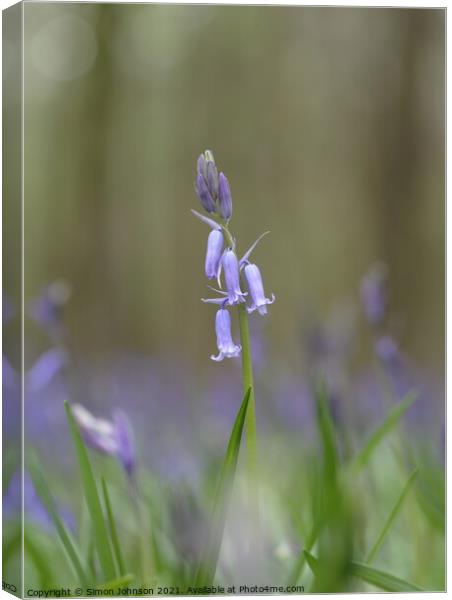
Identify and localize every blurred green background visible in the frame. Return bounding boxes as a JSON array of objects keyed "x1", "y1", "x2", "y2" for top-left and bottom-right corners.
[{"x1": 15, "y1": 4, "x2": 444, "y2": 373}]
